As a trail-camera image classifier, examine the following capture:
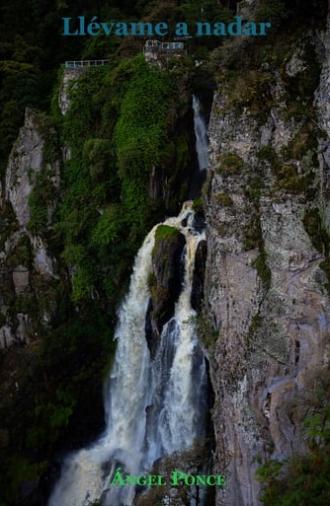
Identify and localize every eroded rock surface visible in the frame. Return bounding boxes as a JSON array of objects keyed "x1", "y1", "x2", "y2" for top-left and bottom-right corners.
[
  {"x1": 0, "y1": 108, "x2": 61, "y2": 348},
  {"x1": 205, "y1": 9, "x2": 330, "y2": 505}
]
